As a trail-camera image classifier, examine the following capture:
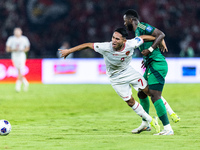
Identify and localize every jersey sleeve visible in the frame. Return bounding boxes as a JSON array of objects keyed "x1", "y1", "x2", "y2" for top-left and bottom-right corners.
[
  {"x1": 93, "y1": 42, "x2": 110, "y2": 55},
  {"x1": 128, "y1": 37, "x2": 144, "y2": 49}
]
